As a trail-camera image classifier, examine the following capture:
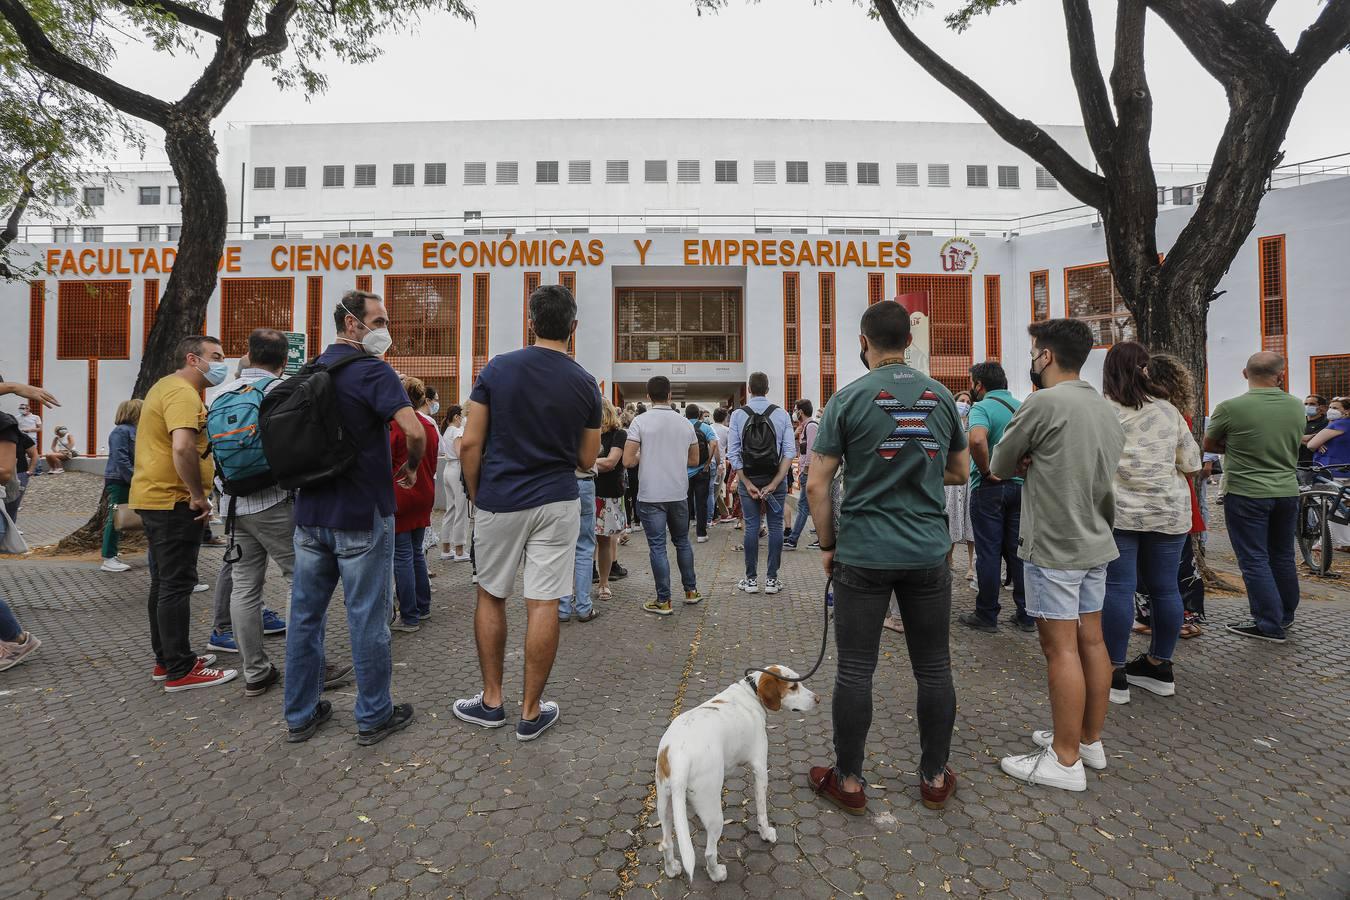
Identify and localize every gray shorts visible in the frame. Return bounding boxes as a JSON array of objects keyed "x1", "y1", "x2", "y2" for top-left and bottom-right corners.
[
  {"x1": 473, "y1": 500, "x2": 578, "y2": 601},
  {"x1": 1023, "y1": 562, "x2": 1108, "y2": 621}
]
